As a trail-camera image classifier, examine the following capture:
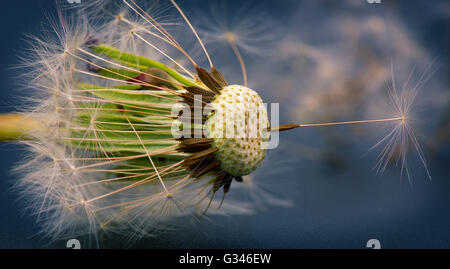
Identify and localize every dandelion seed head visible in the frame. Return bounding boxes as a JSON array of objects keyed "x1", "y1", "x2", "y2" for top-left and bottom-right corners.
[
  {"x1": 205, "y1": 85, "x2": 269, "y2": 177},
  {"x1": 368, "y1": 63, "x2": 434, "y2": 184}
]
